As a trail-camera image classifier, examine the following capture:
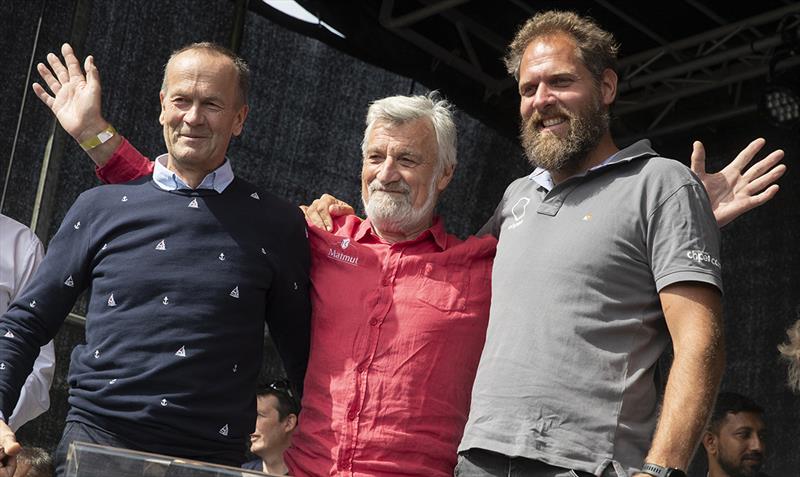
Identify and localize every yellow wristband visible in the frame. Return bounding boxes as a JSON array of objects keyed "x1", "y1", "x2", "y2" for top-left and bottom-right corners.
[{"x1": 79, "y1": 125, "x2": 117, "y2": 151}]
